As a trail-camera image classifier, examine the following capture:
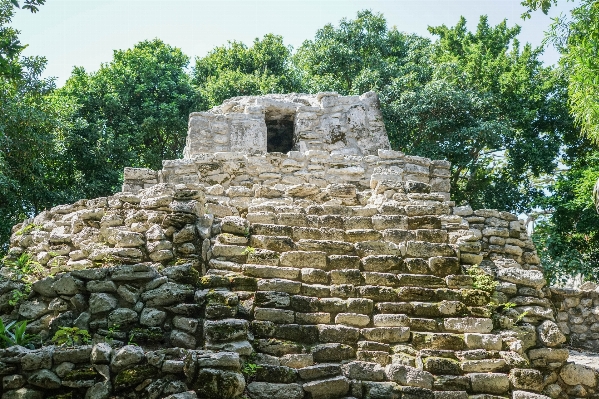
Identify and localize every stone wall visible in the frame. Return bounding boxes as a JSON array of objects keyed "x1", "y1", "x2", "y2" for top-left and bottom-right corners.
[
  {"x1": 2, "y1": 171, "x2": 590, "y2": 399},
  {"x1": 2, "y1": 93, "x2": 599, "y2": 399},
  {"x1": 551, "y1": 286, "x2": 599, "y2": 352},
  {"x1": 183, "y1": 92, "x2": 390, "y2": 157},
  {"x1": 122, "y1": 149, "x2": 451, "y2": 196},
  {"x1": 0, "y1": 345, "x2": 244, "y2": 399}
]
